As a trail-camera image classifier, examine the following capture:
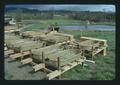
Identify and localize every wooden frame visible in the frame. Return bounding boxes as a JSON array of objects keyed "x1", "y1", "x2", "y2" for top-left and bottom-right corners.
[{"x1": 79, "y1": 37, "x2": 107, "y2": 60}]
